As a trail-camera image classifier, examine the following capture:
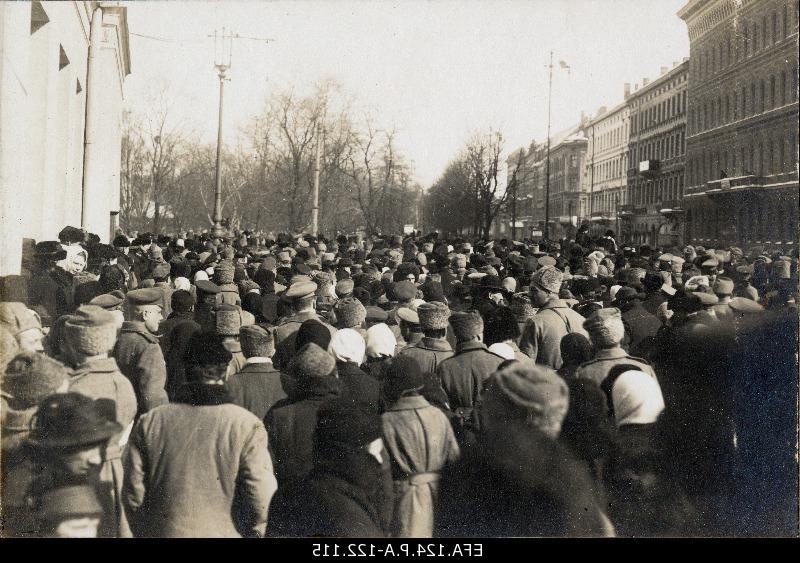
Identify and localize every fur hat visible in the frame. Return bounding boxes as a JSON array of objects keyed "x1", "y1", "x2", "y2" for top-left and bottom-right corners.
[
  {"x1": 214, "y1": 260, "x2": 236, "y2": 285},
  {"x1": 3, "y1": 352, "x2": 69, "y2": 409},
  {"x1": 421, "y1": 281, "x2": 446, "y2": 303},
  {"x1": 151, "y1": 262, "x2": 171, "y2": 280},
  {"x1": 583, "y1": 307, "x2": 625, "y2": 348},
  {"x1": 365, "y1": 323, "x2": 396, "y2": 358},
  {"x1": 483, "y1": 306, "x2": 521, "y2": 345},
  {"x1": 417, "y1": 301, "x2": 451, "y2": 331},
  {"x1": 240, "y1": 325, "x2": 275, "y2": 358},
  {"x1": 335, "y1": 278, "x2": 354, "y2": 297},
  {"x1": 450, "y1": 311, "x2": 484, "y2": 341},
  {"x1": 334, "y1": 297, "x2": 367, "y2": 329},
  {"x1": 0, "y1": 302, "x2": 42, "y2": 338},
  {"x1": 328, "y1": 328, "x2": 366, "y2": 364},
  {"x1": 215, "y1": 304, "x2": 244, "y2": 336},
  {"x1": 531, "y1": 266, "x2": 562, "y2": 294},
  {"x1": 296, "y1": 319, "x2": 333, "y2": 350},
  {"x1": 452, "y1": 254, "x2": 468, "y2": 269},
  {"x1": 391, "y1": 281, "x2": 417, "y2": 302},
  {"x1": 290, "y1": 342, "x2": 336, "y2": 380},
  {"x1": 383, "y1": 355, "x2": 425, "y2": 400},
  {"x1": 170, "y1": 290, "x2": 195, "y2": 313},
  {"x1": 184, "y1": 332, "x2": 232, "y2": 370},
  {"x1": 64, "y1": 305, "x2": 118, "y2": 356},
  {"x1": 510, "y1": 293, "x2": 537, "y2": 320},
  {"x1": 315, "y1": 398, "x2": 382, "y2": 452},
  {"x1": 712, "y1": 276, "x2": 735, "y2": 296},
  {"x1": 484, "y1": 363, "x2": 570, "y2": 439}
]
